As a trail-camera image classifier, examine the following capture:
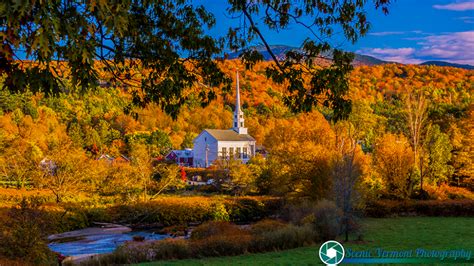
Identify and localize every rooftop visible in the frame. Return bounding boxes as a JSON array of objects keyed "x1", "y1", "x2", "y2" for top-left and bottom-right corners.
[{"x1": 205, "y1": 129, "x2": 255, "y2": 141}]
